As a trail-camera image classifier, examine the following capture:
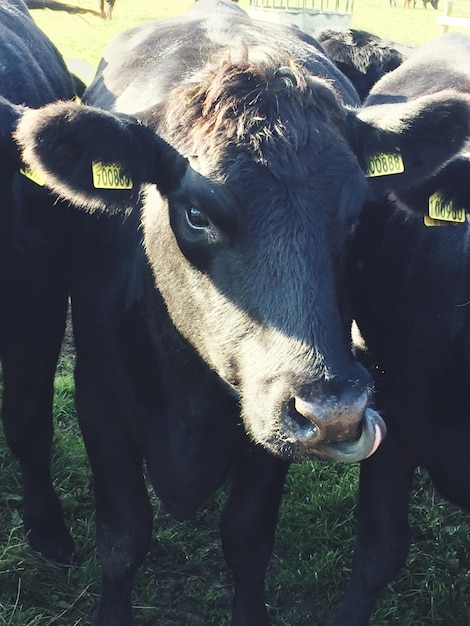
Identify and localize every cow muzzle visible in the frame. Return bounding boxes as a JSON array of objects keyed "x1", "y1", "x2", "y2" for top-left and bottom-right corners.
[{"x1": 276, "y1": 386, "x2": 386, "y2": 463}]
